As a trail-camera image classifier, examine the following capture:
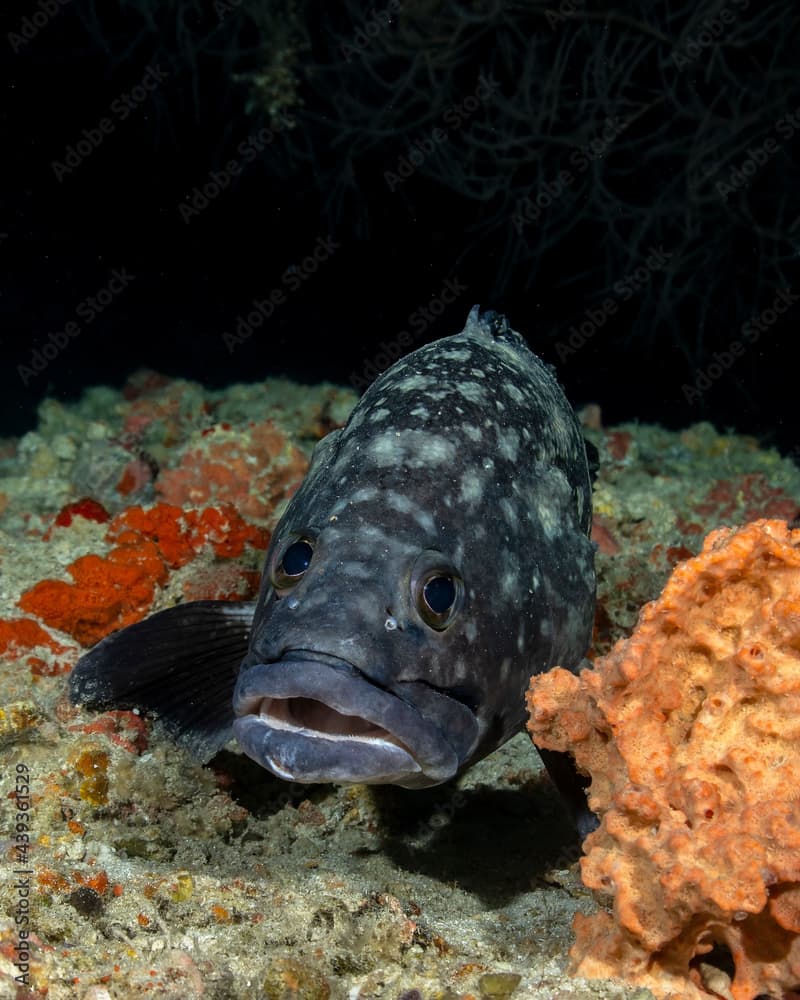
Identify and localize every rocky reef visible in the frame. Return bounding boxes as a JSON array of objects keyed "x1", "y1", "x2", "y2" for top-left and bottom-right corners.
[
  {"x1": 1, "y1": 365, "x2": 800, "y2": 997},
  {"x1": 529, "y1": 519, "x2": 800, "y2": 1000}
]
